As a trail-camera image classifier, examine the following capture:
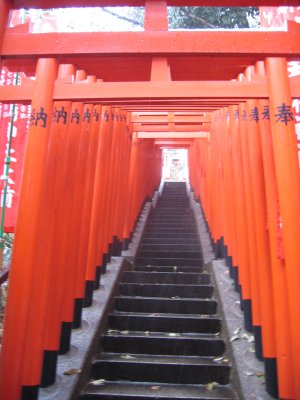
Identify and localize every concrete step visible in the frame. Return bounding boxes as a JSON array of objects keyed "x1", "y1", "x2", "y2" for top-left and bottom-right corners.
[
  {"x1": 108, "y1": 311, "x2": 221, "y2": 334},
  {"x1": 146, "y1": 221, "x2": 196, "y2": 228},
  {"x1": 135, "y1": 257, "x2": 203, "y2": 266},
  {"x1": 141, "y1": 237, "x2": 200, "y2": 245},
  {"x1": 139, "y1": 244, "x2": 201, "y2": 252},
  {"x1": 119, "y1": 283, "x2": 214, "y2": 299},
  {"x1": 122, "y1": 271, "x2": 209, "y2": 284},
  {"x1": 144, "y1": 228, "x2": 198, "y2": 235},
  {"x1": 91, "y1": 353, "x2": 231, "y2": 385},
  {"x1": 81, "y1": 381, "x2": 237, "y2": 399},
  {"x1": 102, "y1": 331, "x2": 225, "y2": 357},
  {"x1": 137, "y1": 250, "x2": 202, "y2": 259},
  {"x1": 142, "y1": 232, "x2": 199, "y2": 239},
  {"x1": 114, "y1": 296, "x2": 217, "y2": 314},
  {"x1": 134, "y1": 266, "x2": 203, "y2": 273}
]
